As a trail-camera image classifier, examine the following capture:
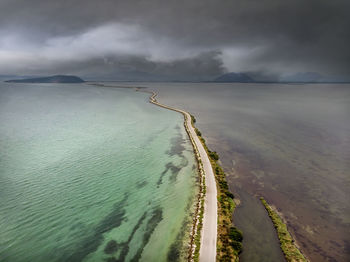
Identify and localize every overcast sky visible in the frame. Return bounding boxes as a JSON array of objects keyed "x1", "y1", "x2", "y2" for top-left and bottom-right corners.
[{"x1": 0, "y1": 0, "x2": 349, "y2": 80}]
